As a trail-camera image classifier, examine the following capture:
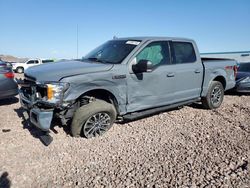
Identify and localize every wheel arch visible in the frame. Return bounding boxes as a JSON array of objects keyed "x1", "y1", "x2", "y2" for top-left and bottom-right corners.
[
  {"x1": 213, "y1": 75, "x2": 226, "y2": 89},
  {"x1": 201, "y1": 74, "x2": 227, "y2": 97},
  {"x1": 78, "y1": 88, "x2": 120, "y2": 114}
]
